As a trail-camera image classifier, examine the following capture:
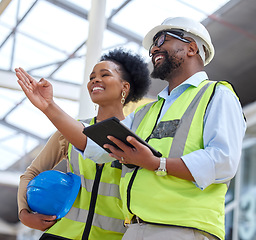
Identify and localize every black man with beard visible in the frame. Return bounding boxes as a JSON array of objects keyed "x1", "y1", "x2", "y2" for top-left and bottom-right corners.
[{"x1": 104, "y1": 17, "x2": 246, "y2": 240}]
